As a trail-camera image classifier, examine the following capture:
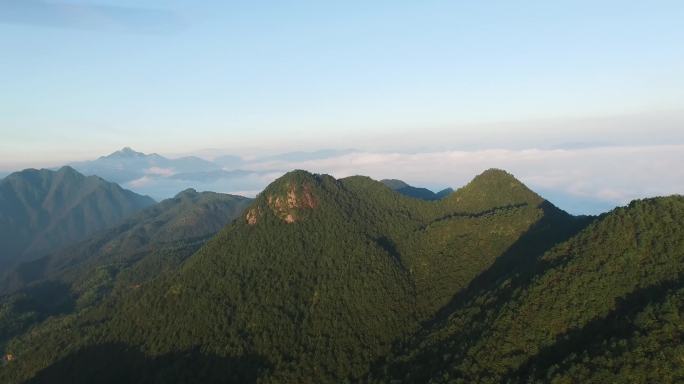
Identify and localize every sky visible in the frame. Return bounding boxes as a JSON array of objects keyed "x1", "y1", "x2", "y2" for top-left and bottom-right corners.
[{"x1": 1, "y1": 0, "x2": 683, "y2": 213}]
